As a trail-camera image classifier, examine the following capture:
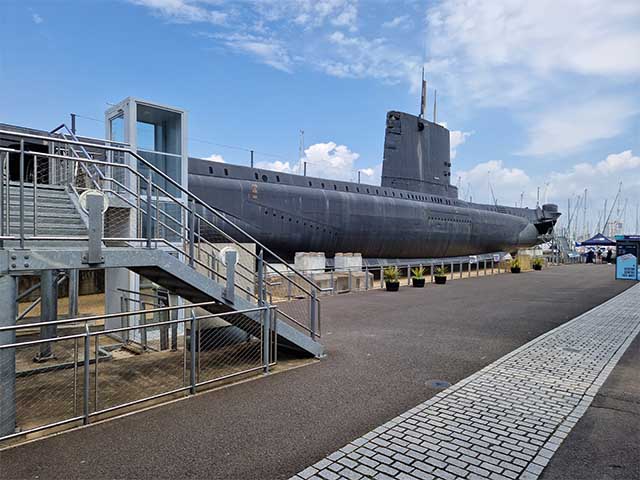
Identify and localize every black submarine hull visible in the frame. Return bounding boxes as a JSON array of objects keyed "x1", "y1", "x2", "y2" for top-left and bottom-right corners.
[
  {"x1": 187, "y1": 110, "x2": 559, "y2": 260},
  {"x1": 189, "y1": 171, "x2": 543, "y2": 259}
]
